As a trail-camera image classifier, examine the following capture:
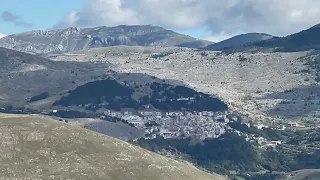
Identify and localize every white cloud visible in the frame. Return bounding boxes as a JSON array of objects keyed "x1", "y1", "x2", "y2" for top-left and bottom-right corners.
[
  {"x1": 55, "y1": 0, "x2": 320, "y2": 38},
  {"x1": 55, "y1": 0, "x2": 138, "y2": 28},
  {"x1": 0, "y1": 33, "x2": 6, "y2": 39},
  {"x1": 204, "y1": 31, "x2": 238, "y2": 43}
]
